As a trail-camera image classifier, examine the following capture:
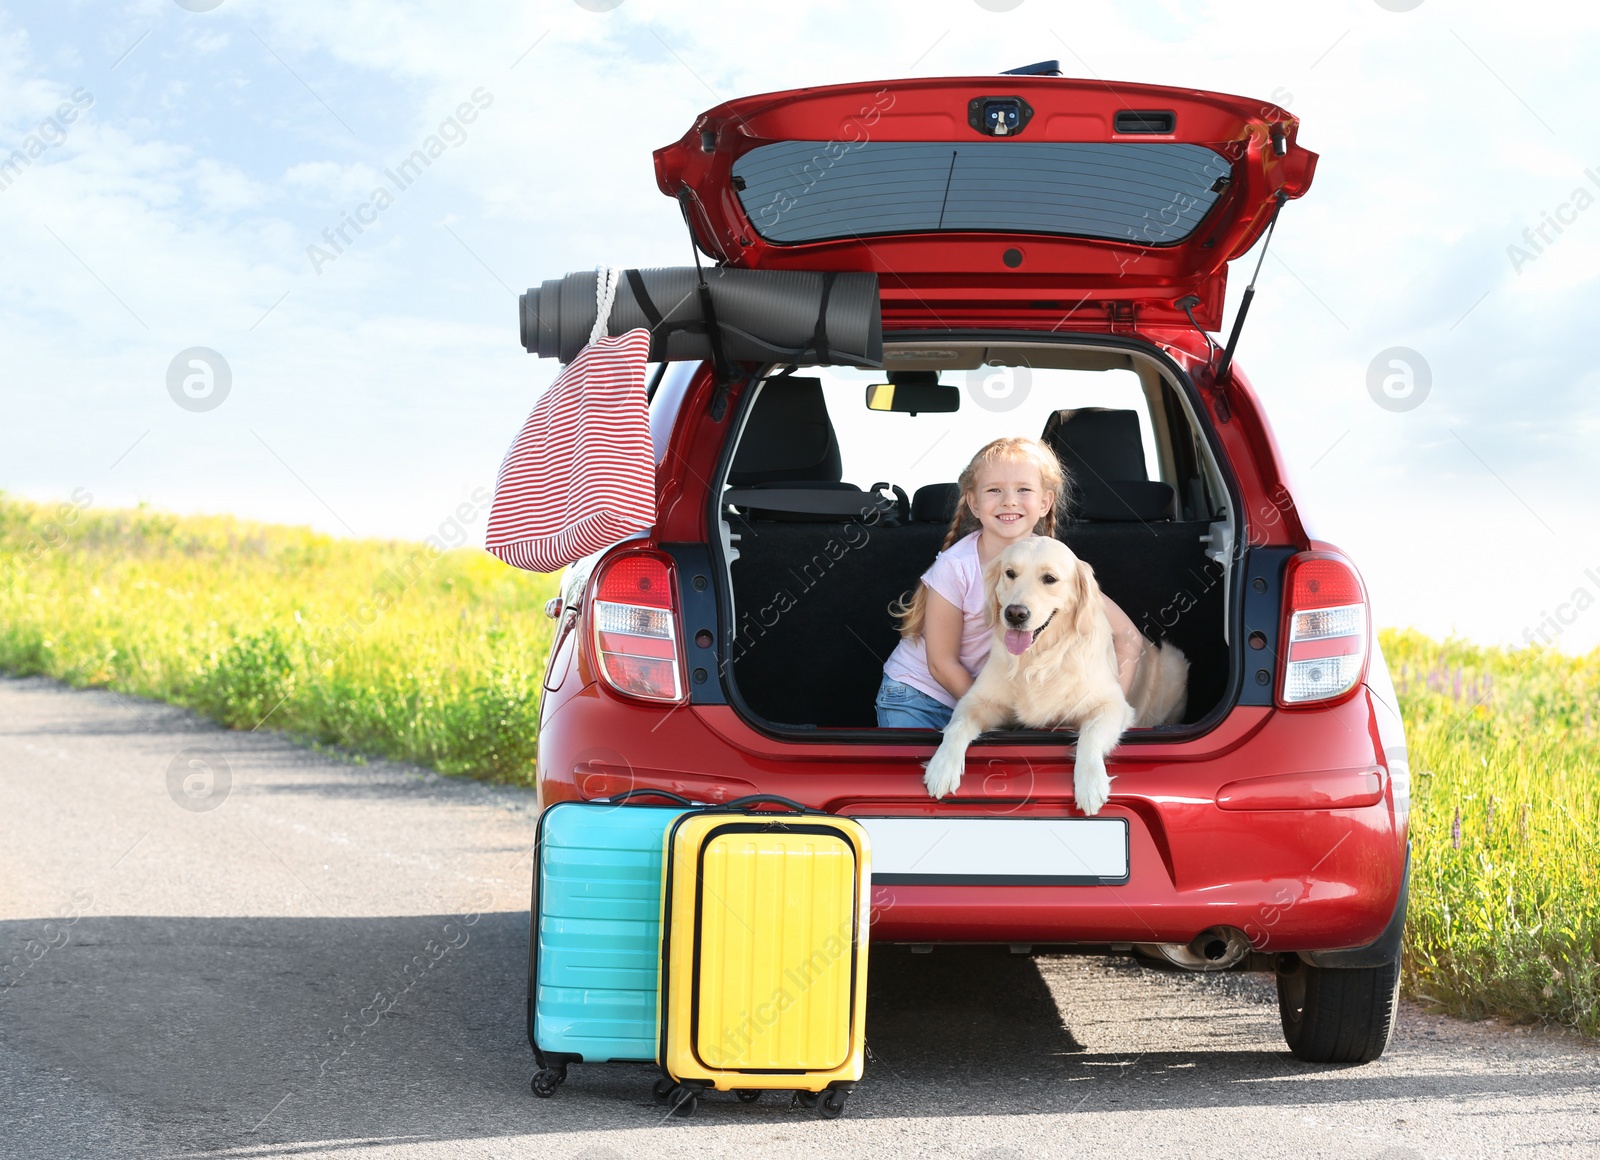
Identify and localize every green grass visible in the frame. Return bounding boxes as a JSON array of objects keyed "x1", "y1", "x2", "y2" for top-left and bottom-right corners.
[
  {"x1": 1386, "y1": 628, "x2": 1600, "y2": 1036},
  {"x1": 3, "y1": 496, "x2": 1595, "y2": 1034},
  {"x1": 0, "y1": 494, "x2": 558, "y2": 783}
]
